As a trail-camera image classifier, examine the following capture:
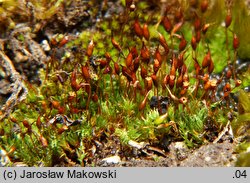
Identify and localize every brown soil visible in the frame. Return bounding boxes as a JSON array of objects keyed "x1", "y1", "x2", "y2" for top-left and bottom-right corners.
[{"x1": 0, "y1": 0, "x2": 248, "y2": 167}]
